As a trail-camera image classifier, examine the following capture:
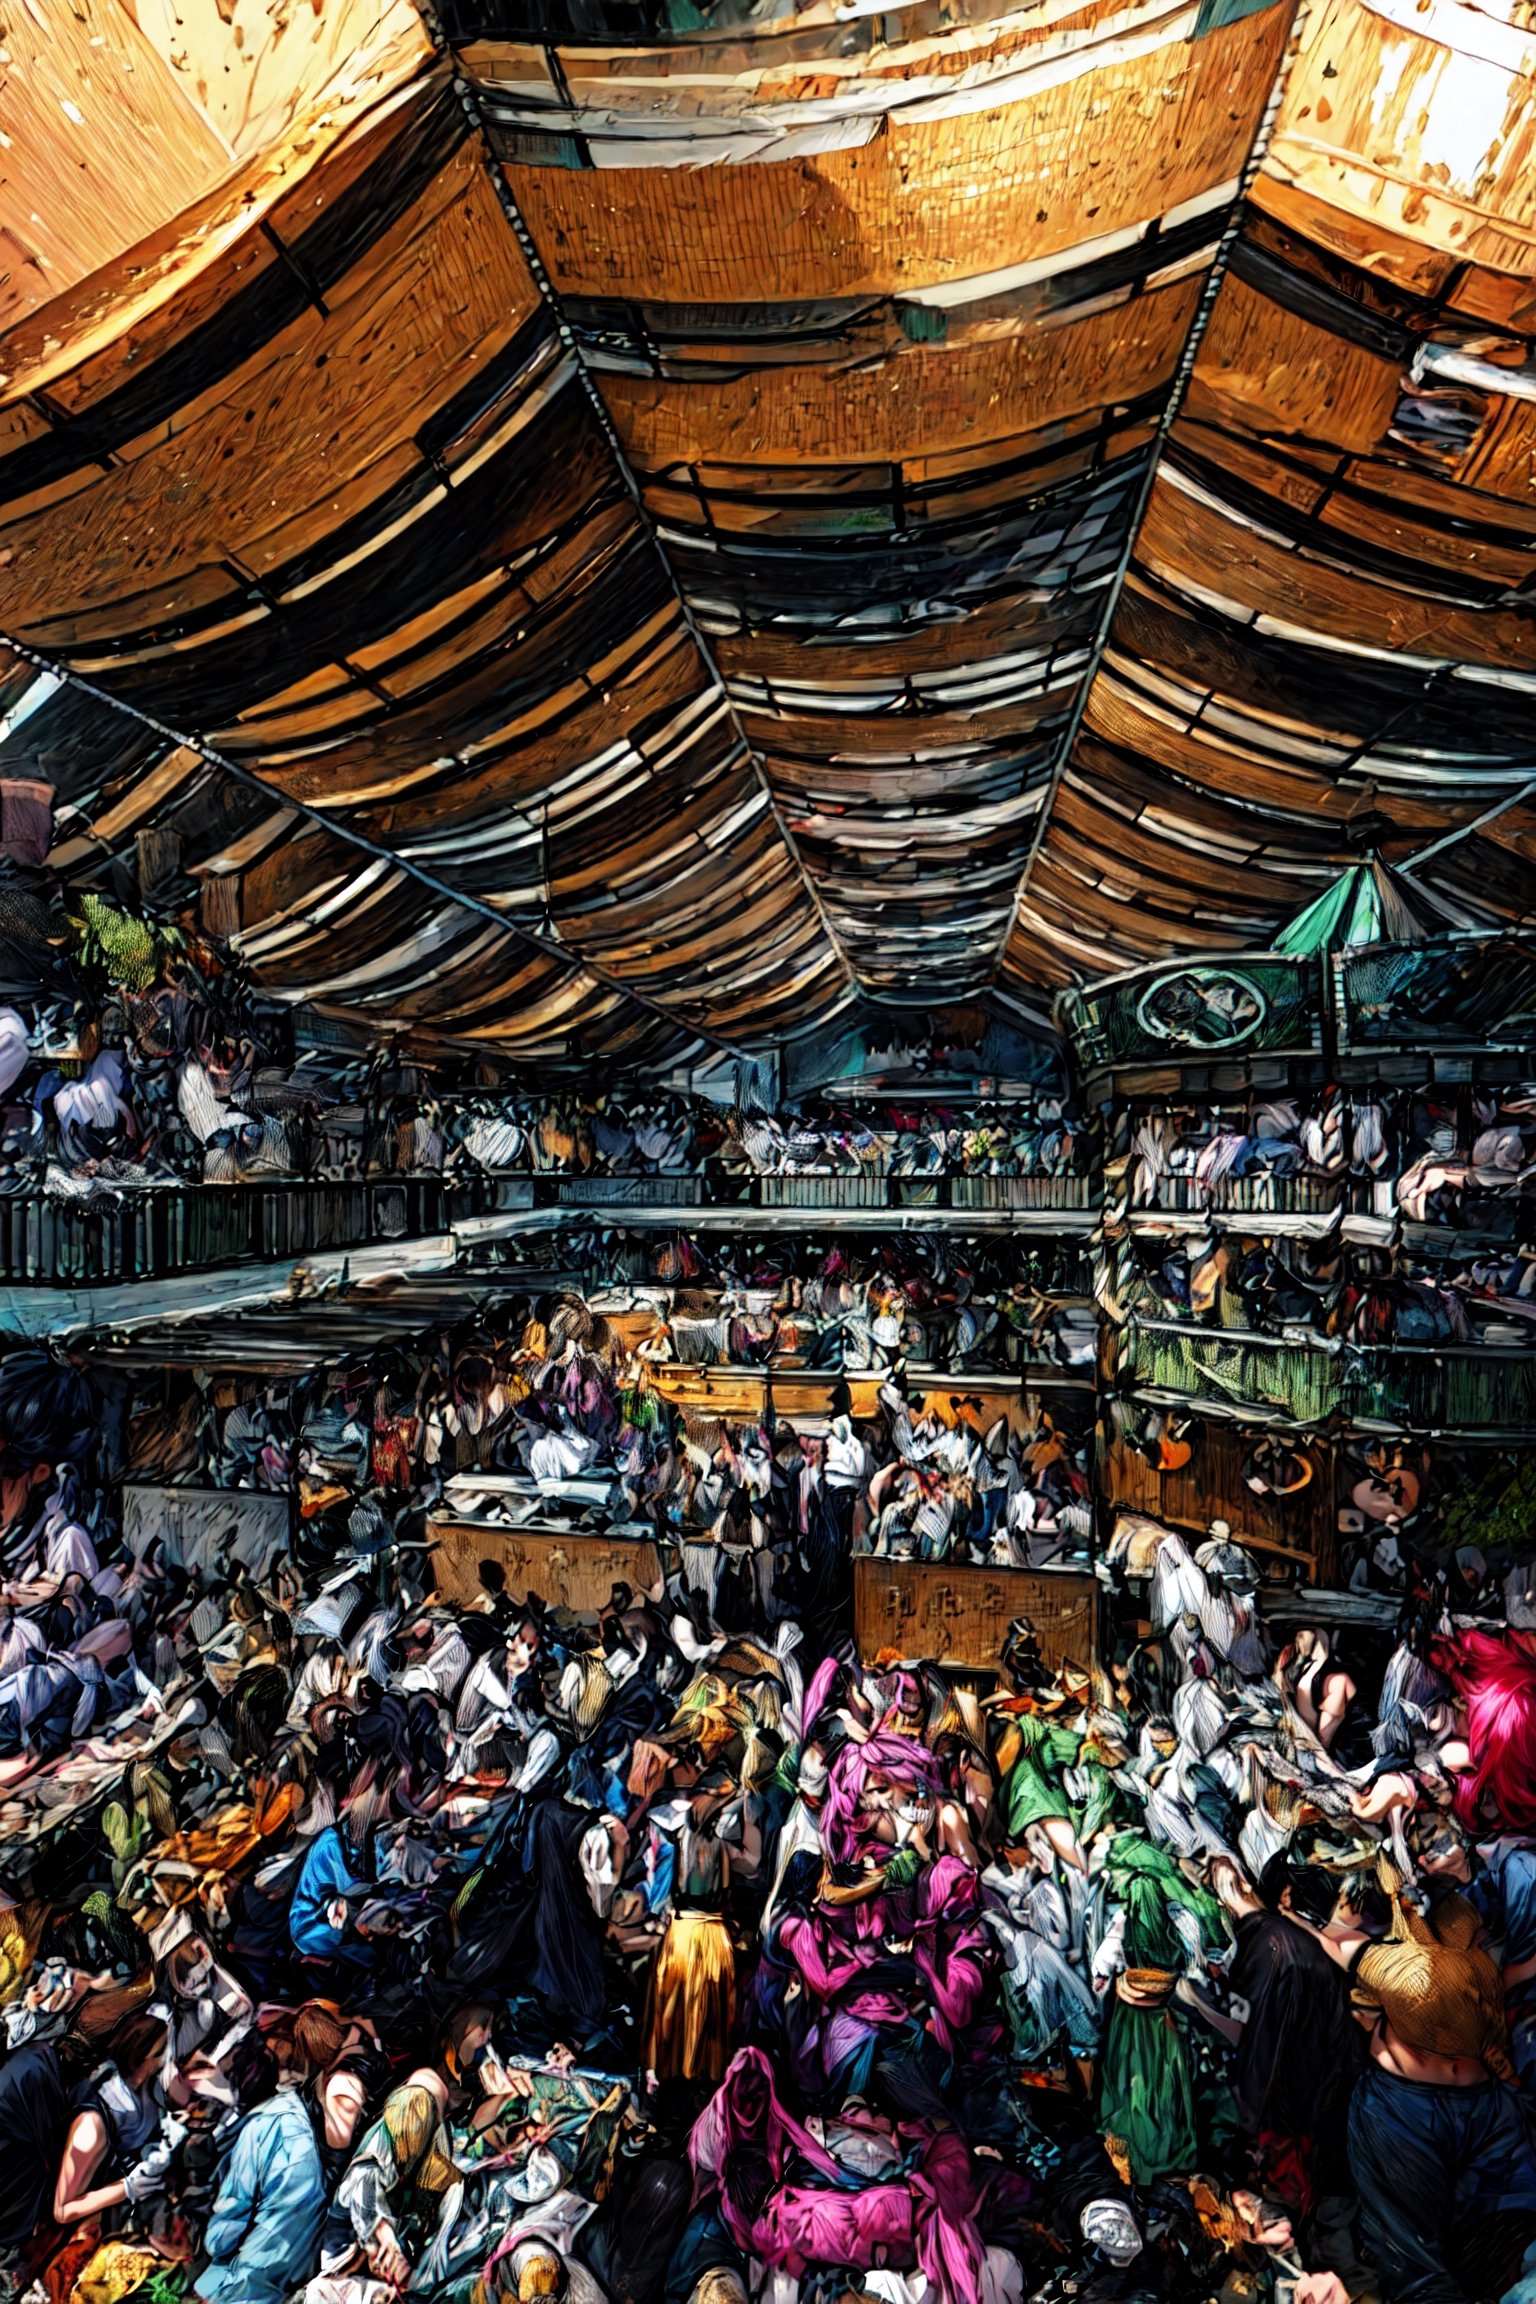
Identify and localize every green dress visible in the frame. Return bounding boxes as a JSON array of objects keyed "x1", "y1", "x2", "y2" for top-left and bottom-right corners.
[
  {"x1": 1095, "y1": 1834, "x2": 1228, "y2": 2183},
  {"x1": 1002, "y1": 1716, "x2": 1129, "y2": 1844},
  {"x1": 1098, "y1": 1991, "x2": 1199, "y2": 2182},
  {"x1": 1002, "y1": 1715, "x2": 1083, "y2": 1835}
]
